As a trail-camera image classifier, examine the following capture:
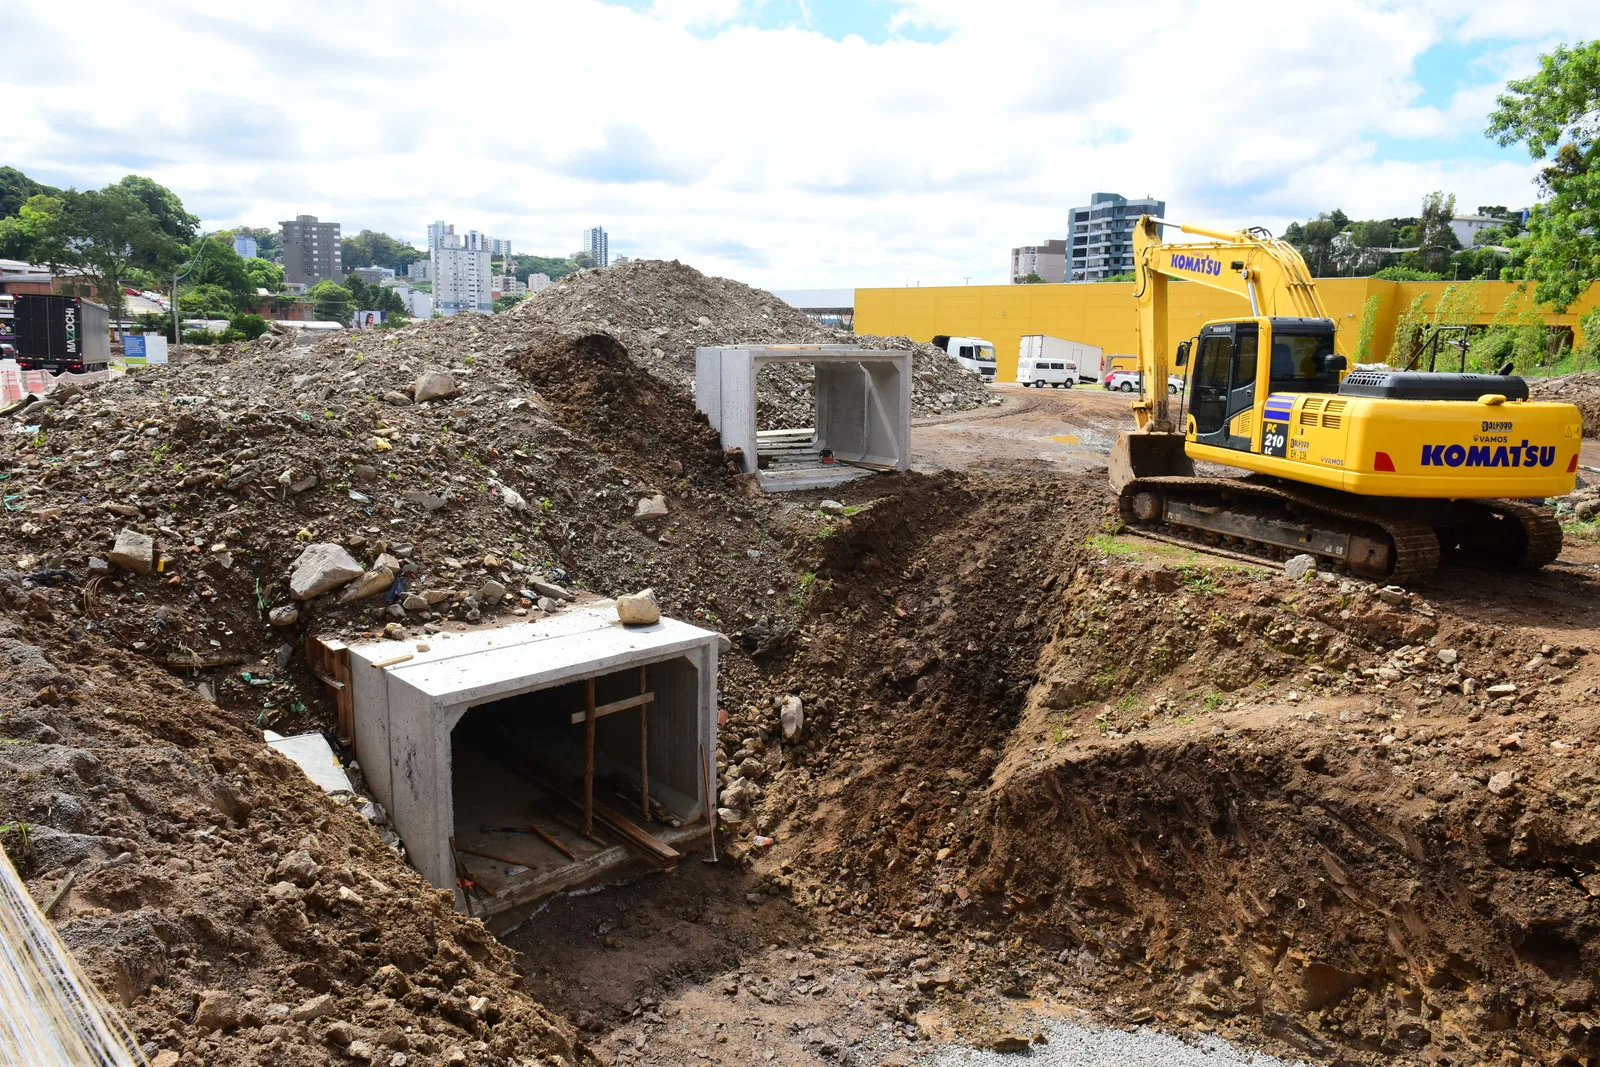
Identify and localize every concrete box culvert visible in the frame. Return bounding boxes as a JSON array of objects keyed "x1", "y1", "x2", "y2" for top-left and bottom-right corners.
[{"x1": 346, "y1": 602, "x2": 719, "y2": 925}]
